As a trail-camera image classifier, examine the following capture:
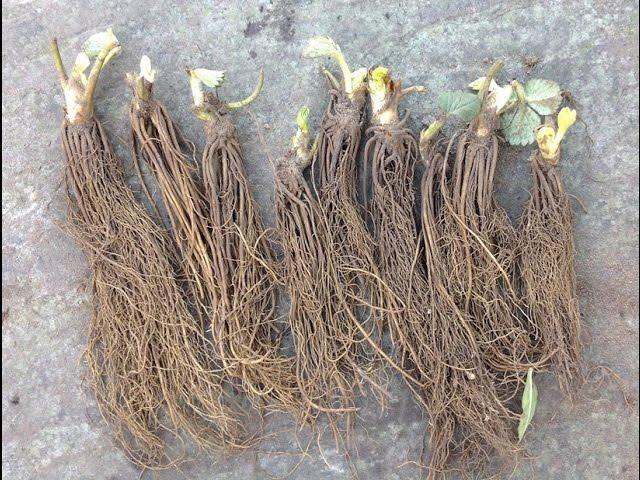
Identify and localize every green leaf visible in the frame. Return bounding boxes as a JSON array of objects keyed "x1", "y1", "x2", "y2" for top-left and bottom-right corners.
[
  {"x1": 524, "y1": 79, "x2": 562, "y2": 115},
  {"x1": 518, "y1": 368, "x2": 538, "y2": 442},
  {"x1": 296, "y1": 106, "x2": 310, "y2": 134},
  {"x1": 303, "y1": 36, "x2": 354, "y2": 94},
  {"x1": 438, "y1": 91, "x2": 481, "y2": 121},
  {"x1": 500, "y1": 103, "x2": 541, "y2": 145},
  {"x1": 303, "y1": 36, "x2": 342, "y2": 59}
]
